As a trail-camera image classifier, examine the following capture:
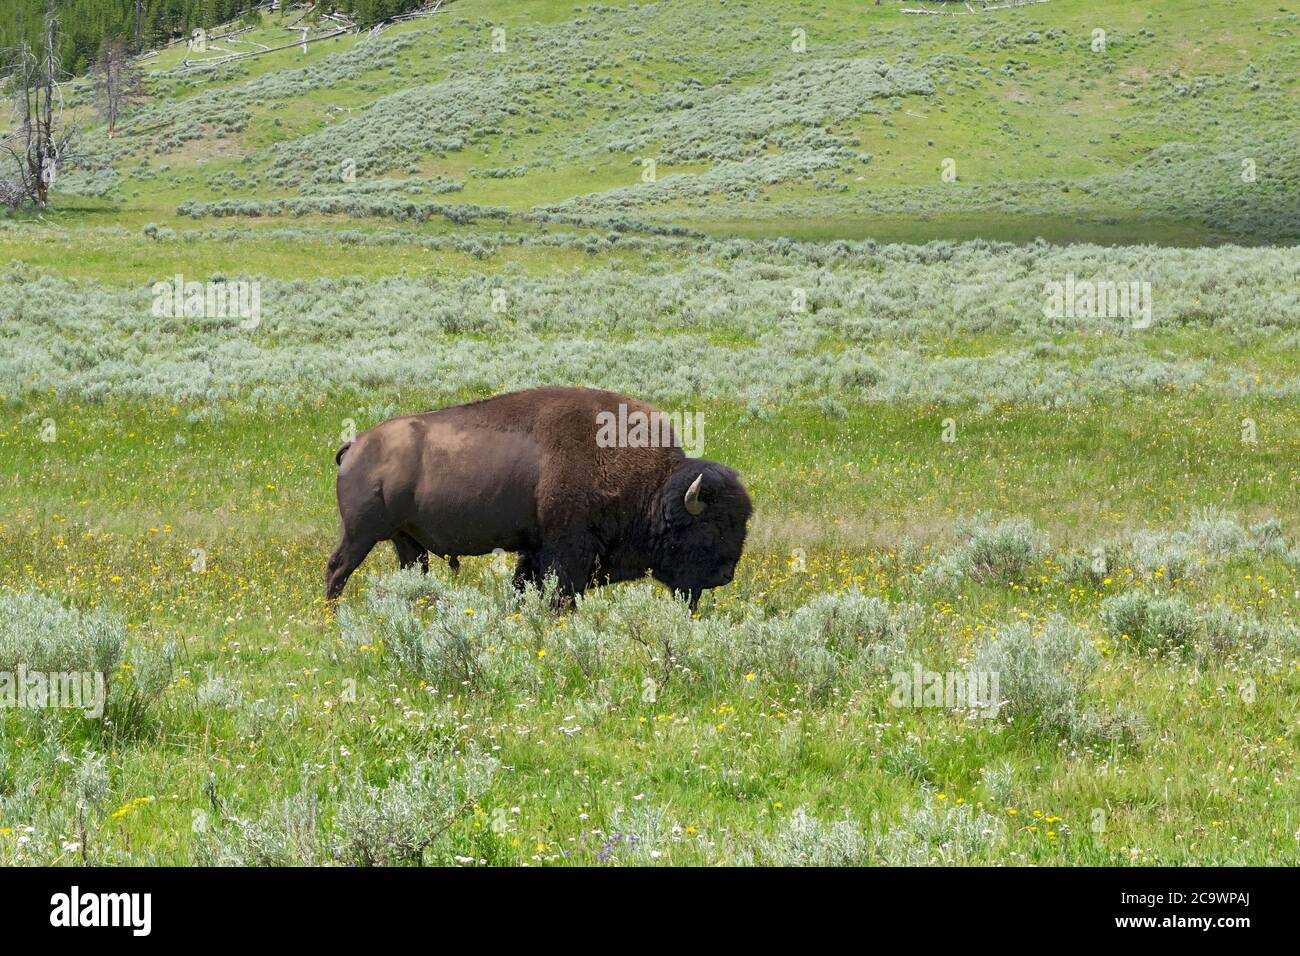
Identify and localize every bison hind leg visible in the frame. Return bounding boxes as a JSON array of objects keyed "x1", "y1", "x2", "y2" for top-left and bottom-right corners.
[
  {"x1": 447, "y1": 555, "x2": 460, "y2": 574},
  {"x1": 391, "y1": 532, "x2": 429, "y2": 575},
  {"x1": 326, "y1": 533, "x2": 380, "y2": 602}
]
